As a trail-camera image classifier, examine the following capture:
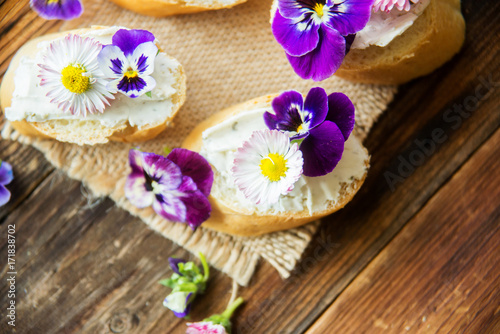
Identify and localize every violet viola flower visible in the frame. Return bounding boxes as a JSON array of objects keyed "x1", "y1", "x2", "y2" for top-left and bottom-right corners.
[
  {"x1": 272, "y1": 0, "x2": 374, "y2": 81},
  {"x1": 30, "y1": 0, "x2": 83, "y2": 20},
  {"x1": 125, "y1": 148, "x2": 213, "y2": 230},
  {"x1": 0, "y1": 161, "x2": 14, "y2": 207},
  {"x1": 98, "y1": 29, "x2": 158, "y2": 98},
  {"x1": 160, "y1": 253, "x2": 210, "y2": 318},
  {"x1": 264, "y1": 87, "x2": 355, "y2": 177}
]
